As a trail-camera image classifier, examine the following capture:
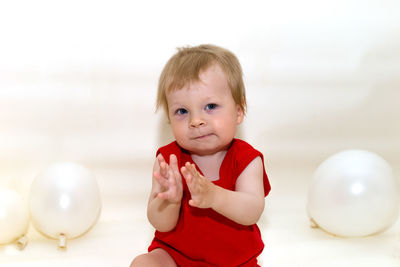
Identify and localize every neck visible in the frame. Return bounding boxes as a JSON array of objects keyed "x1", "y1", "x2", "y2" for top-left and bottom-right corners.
[{"x1": 191, "y1": 150, "x2": 227, "y2": 181}]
